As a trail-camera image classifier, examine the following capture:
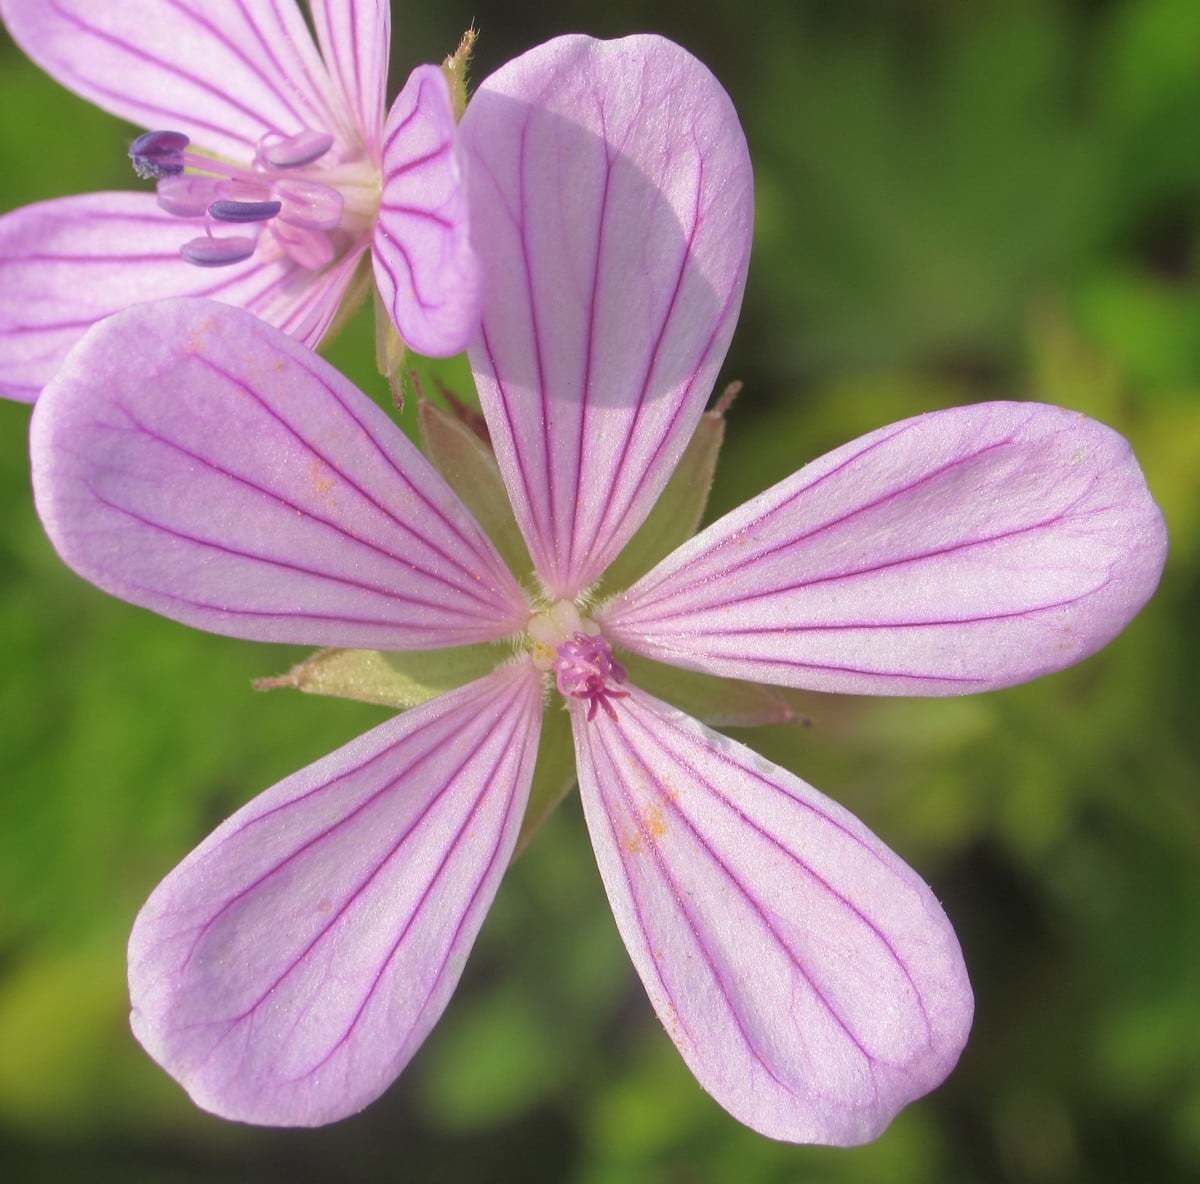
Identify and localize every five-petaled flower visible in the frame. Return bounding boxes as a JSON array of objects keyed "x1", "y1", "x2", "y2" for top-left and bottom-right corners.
[
  {"x1": 29, "y1": 35, "x2": 1166, "y2": 1144},
  {"x1": 0, "y1": 0, "x2": 479, "y2": 402}
]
